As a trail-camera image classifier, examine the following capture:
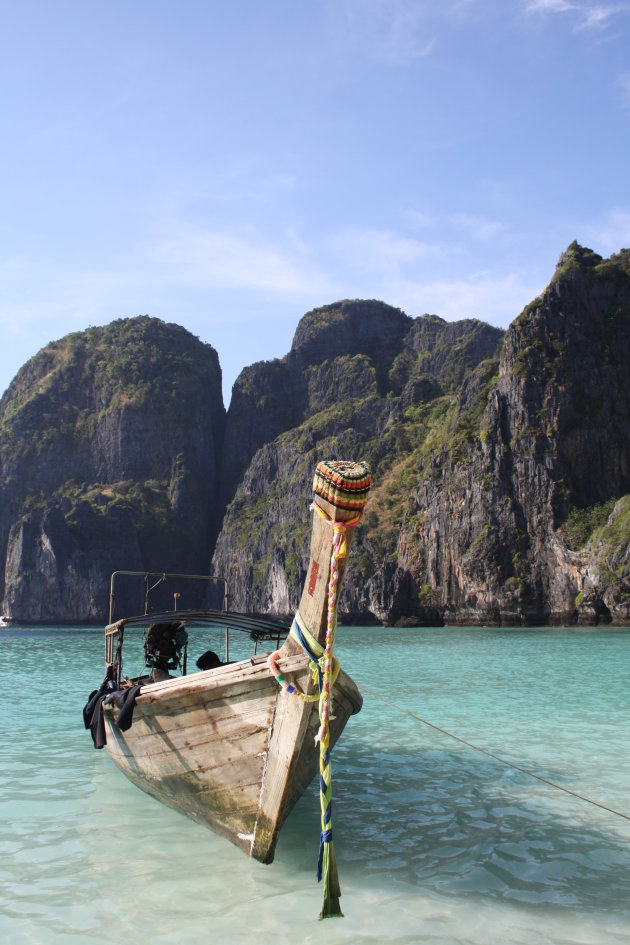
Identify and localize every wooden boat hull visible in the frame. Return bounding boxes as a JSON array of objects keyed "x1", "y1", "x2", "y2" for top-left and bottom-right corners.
[{"x1": 103, "y1": 651, "x2": 362, "y2": 863}]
